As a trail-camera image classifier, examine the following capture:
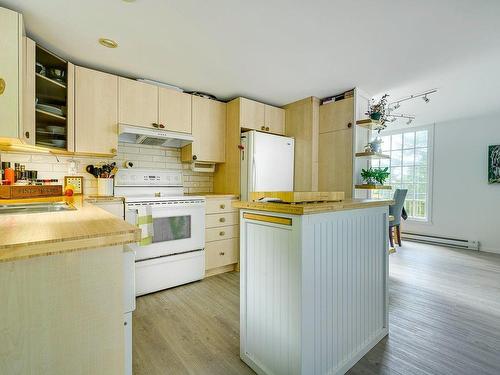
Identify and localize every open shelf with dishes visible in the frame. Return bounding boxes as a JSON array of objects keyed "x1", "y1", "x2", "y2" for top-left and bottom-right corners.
[
  {"x1": 355, "y1": 119, "x2": 383, "y2": 131},
  {"x1": 35, "y1": 45, "x2": 68, "y2": 151}
]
